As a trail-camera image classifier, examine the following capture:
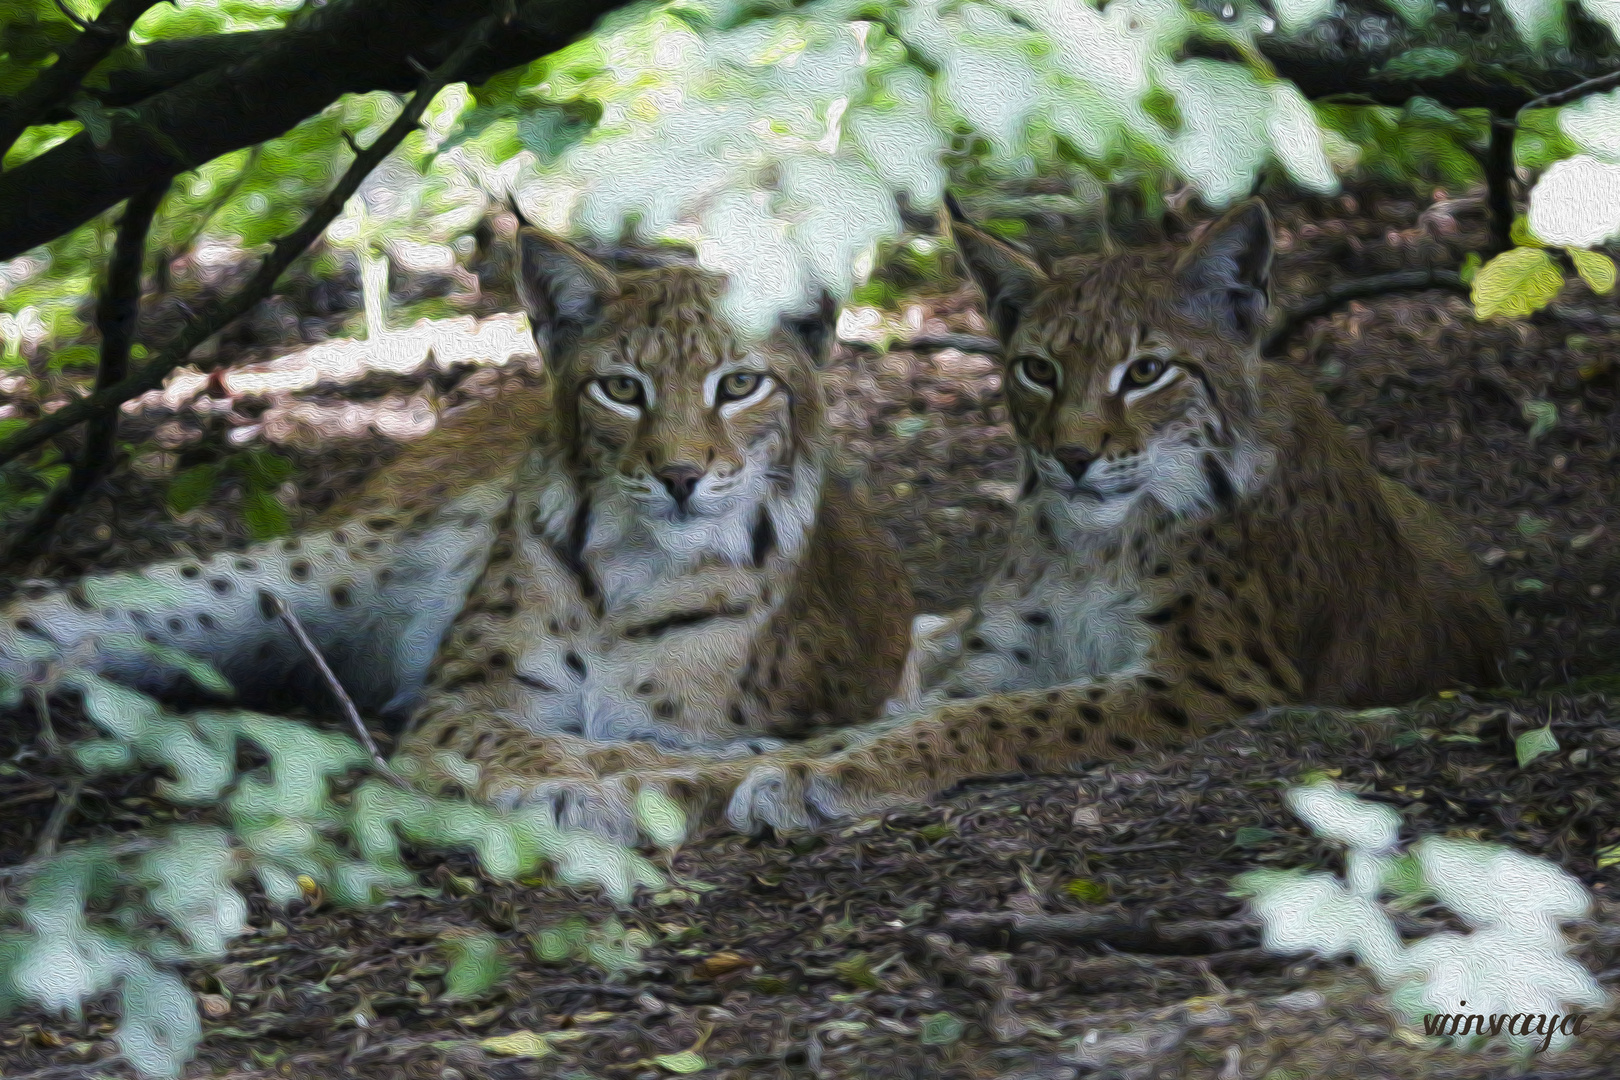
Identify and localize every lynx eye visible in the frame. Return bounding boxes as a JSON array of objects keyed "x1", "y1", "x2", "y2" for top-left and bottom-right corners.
[
  {"x1": 717, "y1": 371, "x2": 766, "y2": 403},
  {"x1": 598, "y1": 376, "x2": 644, "y2": 406},
  {"x1": 1123, "y1": 355, "x2": 1167, "y2": 389},
  {"x1": 1013, "y1": 356, "x2": 1058, "y2": 390}
]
